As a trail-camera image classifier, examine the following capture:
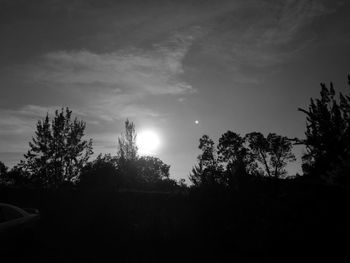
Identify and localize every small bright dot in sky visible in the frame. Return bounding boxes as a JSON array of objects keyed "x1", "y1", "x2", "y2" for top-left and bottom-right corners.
[
  {"x1": 195, "y1": 120, "x2": 199, "y2": 124},
  {"x1": 136, "y1": 130, "x2": 161, "y2": 155}
]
